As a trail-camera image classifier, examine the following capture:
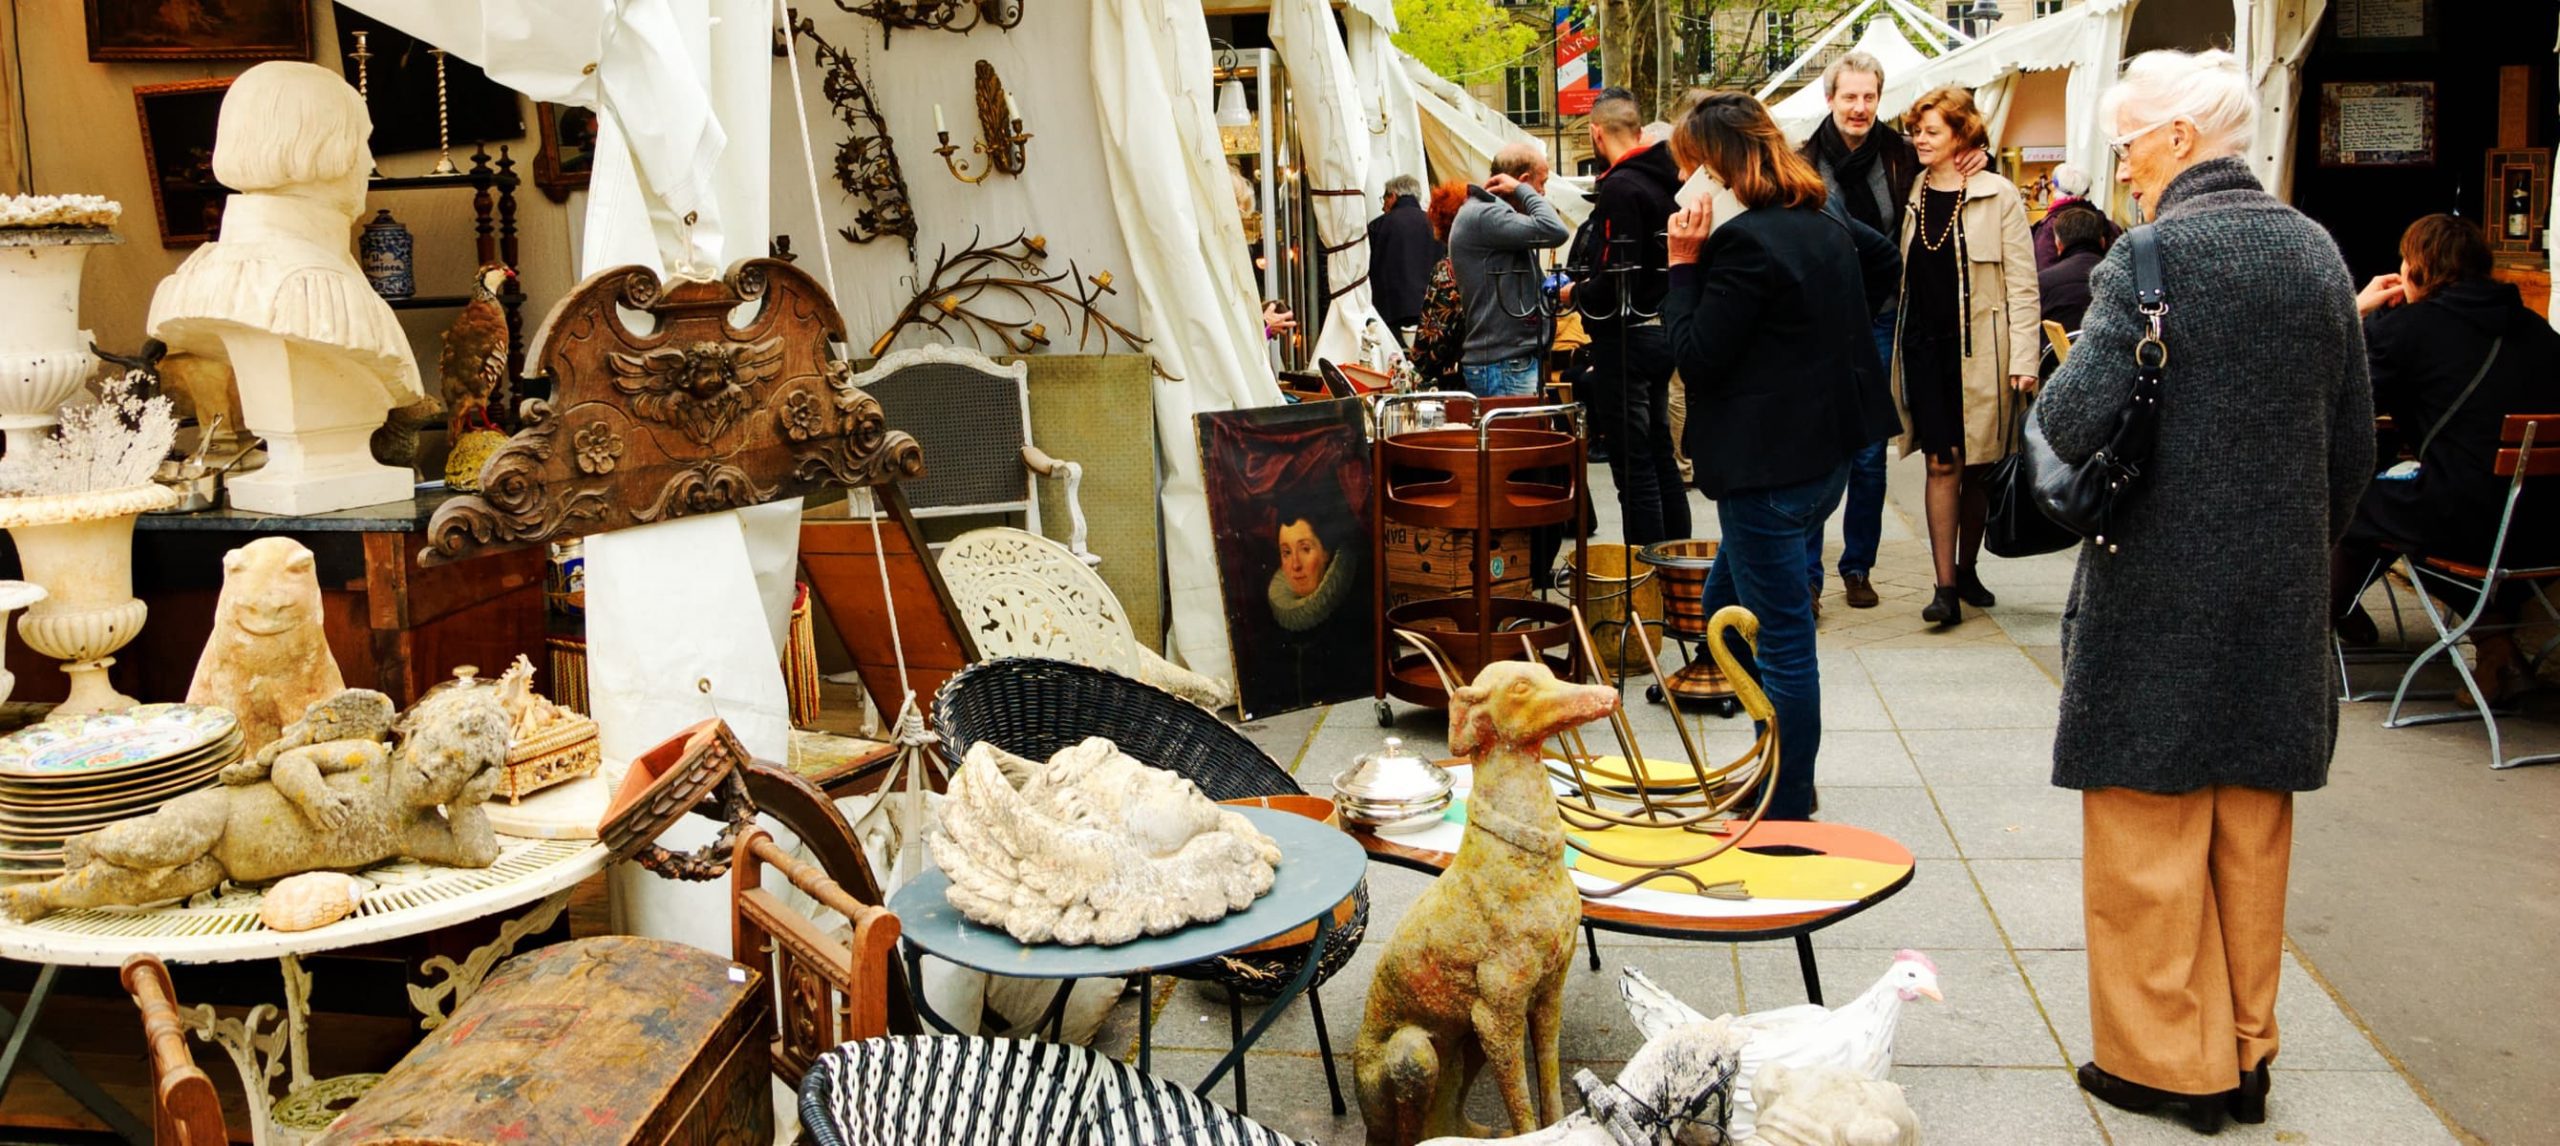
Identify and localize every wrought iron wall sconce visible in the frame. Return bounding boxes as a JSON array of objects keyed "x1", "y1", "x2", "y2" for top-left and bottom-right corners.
[
  {"x1": 868, "y1": 230, "x2": 1150, "y2": 367},
  {"x1": 934, "y1": 61, "x2": 1031, "y2": 184},
  {"x1": 835, "y1": 0, "x2": 1022, "y2": 41},
  {"x1": 788, "y1": 16, "x2": 918, "y2": 257}
]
